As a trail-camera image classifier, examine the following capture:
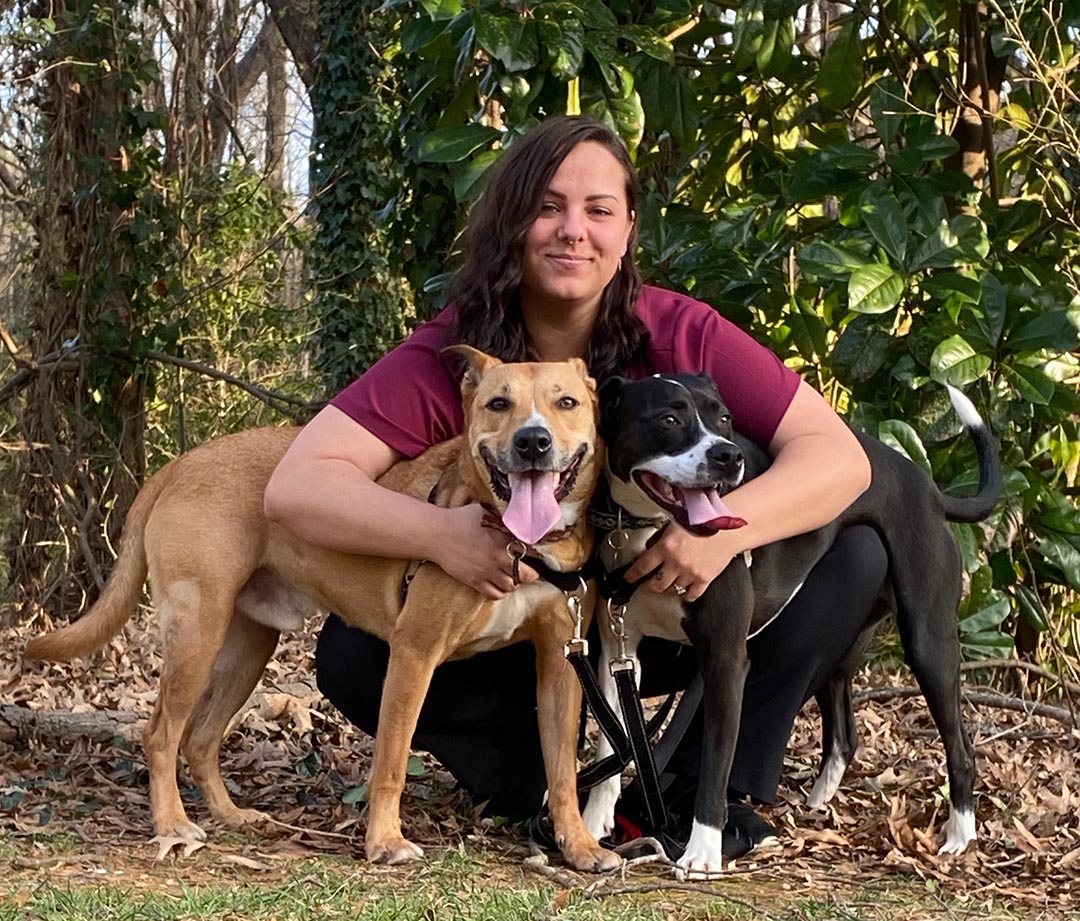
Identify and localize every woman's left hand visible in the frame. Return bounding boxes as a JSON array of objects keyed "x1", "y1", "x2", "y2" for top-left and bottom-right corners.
[{"x1": 623, "y1": 526, "x2": 740, "y2": 603}]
